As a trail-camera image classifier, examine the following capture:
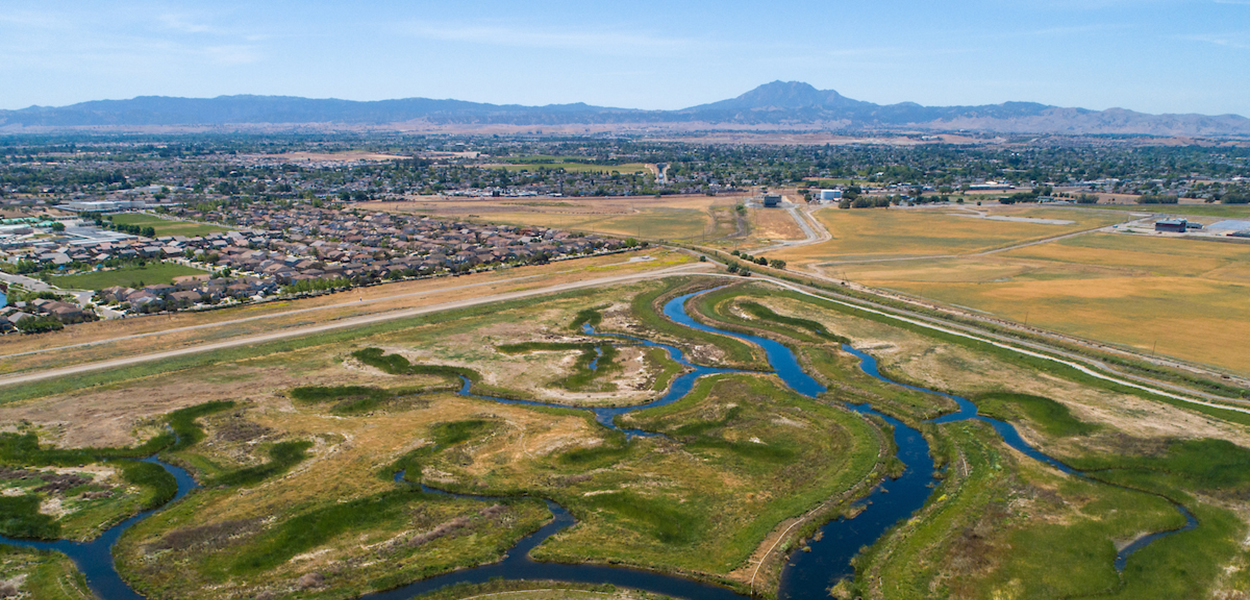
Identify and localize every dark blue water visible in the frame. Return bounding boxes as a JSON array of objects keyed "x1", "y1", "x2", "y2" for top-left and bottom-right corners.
[
  {"x1": 661, "y1": 291, "x2": 936, "y2": 598},
  {"x1": 0, "y1": 457, "x2": 199, "y2": 600},
  {"x1": 453, "y1": 317, "x2": 746, "y2": 438},
  {"x1": 357, "y1": 474, "x2": 752, "y2": 600},
  {"x1": 0, "y1": 286, "x2": 1197, "y2": 600},
  {"x1": 834, "y1": 345, "x2": 1196, "y2": 583}
]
